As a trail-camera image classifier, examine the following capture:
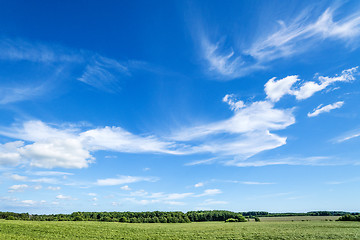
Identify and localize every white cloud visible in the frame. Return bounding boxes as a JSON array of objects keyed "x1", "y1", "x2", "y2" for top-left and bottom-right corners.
[
  {"x1": 33, "y1": 171, "x2": 73, "y2": 176},
  {"x1": 265, "y1": 75, "x2": 299, "y2": 102},
  {"x1": 293, "y1": 67, "x2": 357, "y2": 100},
  {"x1": 0, "y1": 38, "x2": 83, "y2": 63},
  {"x1": 240, "y1": 181, "x2": 274, "y2": 185},
  {"x1": 120, "y1": 185, "x2": 131, "y2": 191},
  {"x1": 88, "y1": 193, "x2": 97, "y2": 196},
  {"x1": 47, "y1": 186, "x2": 61, "y2": 191},
  {"x1": 166, "y1": 193, "x2": 194, "y2": 200},
  {"x1": 0, "y1": 141, "x2": 23, "y2": 166},
  {"x1": 164, "y1": 201, "x2": 186, "y2": 206},
  {"x1": 174, "y1": 101, "x2": 294, "y2": 140},
  {"x1": 78, "y1": 55, "x2": 128, "y2": 93},
  {"x1": 0, "y1": 67, "x2": 355, "y2": 169},
  {"x1": 56, "y1": 194, "x2": 73, "y2": 200},
  {"x1": 185, "y1": 158, "x2": 217, "y2": 166},
  {"x1": 308, "y1": 101, "x2": 344, "y2": 117},
  {"x1": 9, "y1": 174, "x2": 28, "y2": 181},
  {"x1": 20, "y1": 138, "x2": 92, "y2": 169},
  {"x1": 0, "y1": 120, "x2": 178, "y2": 169},
  {"x1": 196, "y1": 189, "x2": 222, "y2": 197},
  {"x1": 200, "y1": 6, "x2": 360, "y2": 78},
  {"x1": 81, "y1": 126, "x2": 179, "y2": 154},
  {"x1": 8, "y1": 184, "x2": 29, "y2": 192},
  {"x1": 228, "y1": 156, "x2": 332, "y2": 167},
  {"x1": 194, "y1": 182, "x2": 204, "y2": 188},
  {"x1": 173, "y1": 100, "x2": 294, "y2": 161},
  {"x1": 202, "y1": 39, "x2": 244, "y2": 78},
  {"x1": 20, "y1": 199, "x2": 46, "y2": 206},
  {"x1": 130, "y1": 190, "x2": 149, "y2": 197},
  {"x1": 265, "y1": 67, "x2": 357, "y2": 102},
  {"x1": 96, "y1": 176, "x2": 158, "y2": 186},
  {"x1": 8, "y1": 173, "x2": 59, "y2": 184},
  {"x1": 248, "y1": 6, "x2": 360, "y2": 61},
  {"x1": 334, "y1": 129, "x2": 360, "y2": 143},
  {"x1": 222, "y1": 94, "x2": 245, "y2": 111}
]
